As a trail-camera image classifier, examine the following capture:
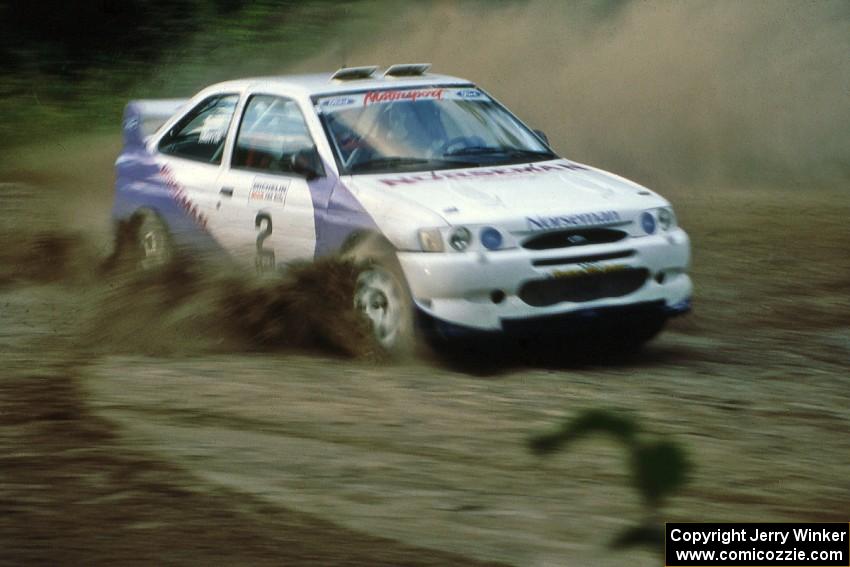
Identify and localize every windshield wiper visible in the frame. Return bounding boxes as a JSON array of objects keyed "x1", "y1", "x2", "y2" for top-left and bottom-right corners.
[
  {"x1": 443, "y1": 146, "x2": 555, "y2": 159},
  {"x1": 349, "y1": 157, "x2": 432, "y2": 172},
  {"x1": 349, "y1": 156, "x2": 477, "y2": 173}
]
